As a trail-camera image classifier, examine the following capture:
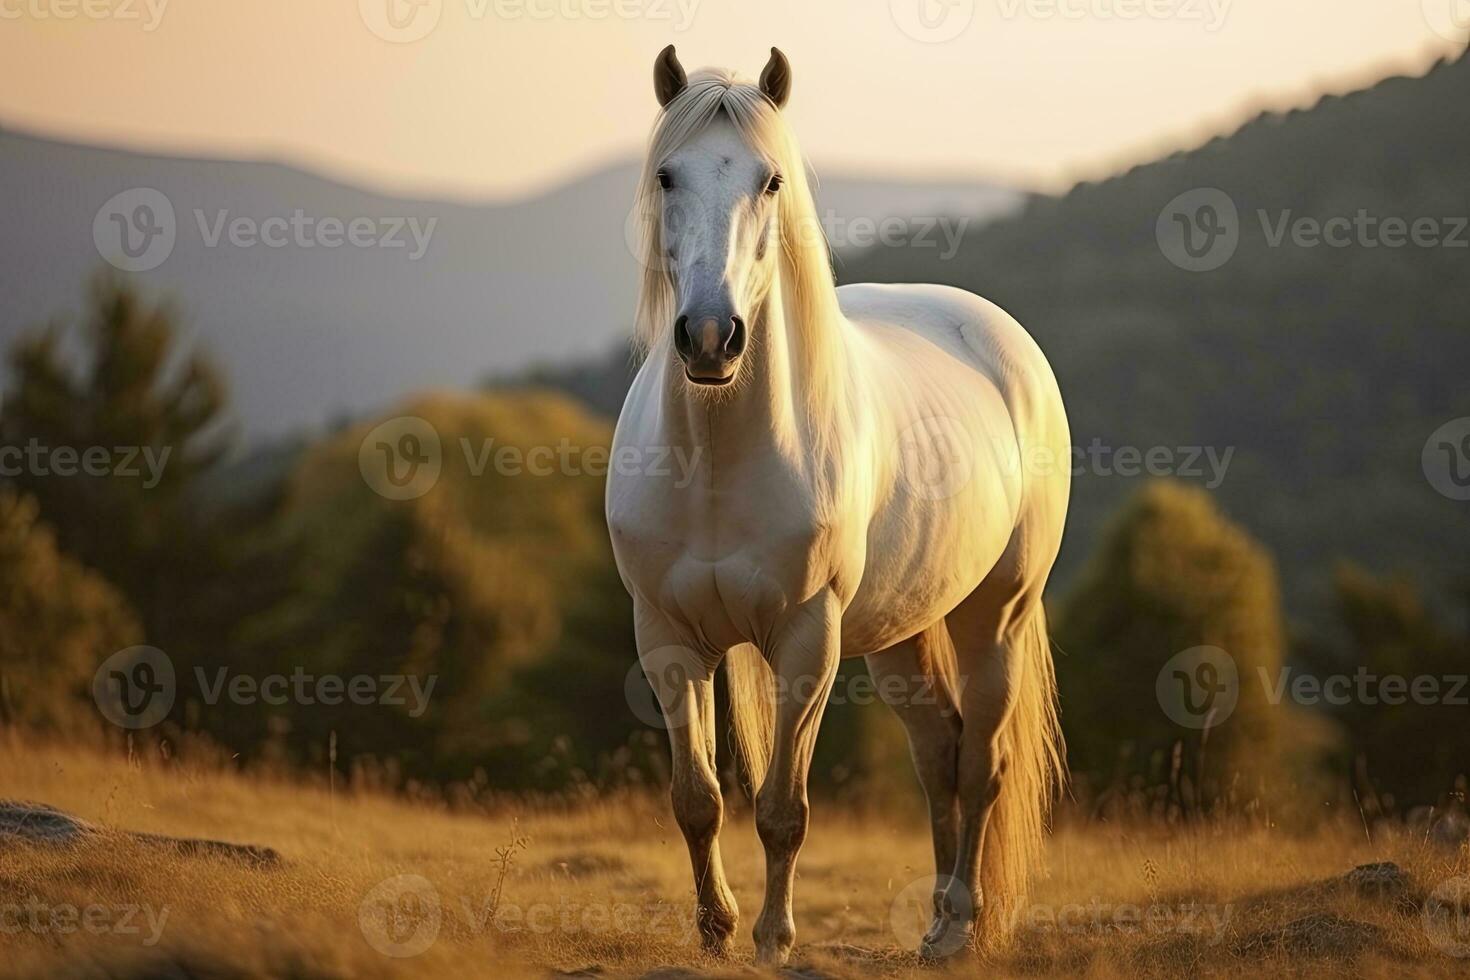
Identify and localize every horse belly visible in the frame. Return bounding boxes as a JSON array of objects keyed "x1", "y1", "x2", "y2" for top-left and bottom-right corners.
[{"x1": 839, "y1": 434, "x2": 1020, "y2": 656}]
